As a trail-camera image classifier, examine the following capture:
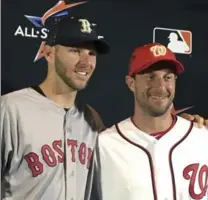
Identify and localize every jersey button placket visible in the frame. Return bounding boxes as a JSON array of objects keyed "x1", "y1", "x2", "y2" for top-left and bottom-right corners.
[
  {"x1": 64, "y1": 113, "x2": 70, "y2": 200},
  {"x1": 66, "y1": 110, "x2": 77, "y2": 200},
  {"x1": 67, "y1": 147, "x2": 77, "y2": 199}
]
